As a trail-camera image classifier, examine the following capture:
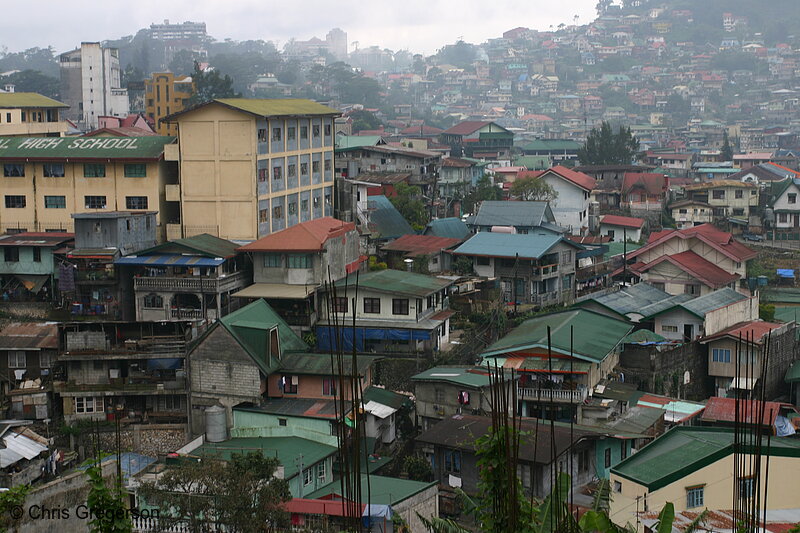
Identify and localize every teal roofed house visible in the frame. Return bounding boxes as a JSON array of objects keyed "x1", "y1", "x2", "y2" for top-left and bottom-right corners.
[
  {"x1": 0, "y1": 232, "x2": 74, "y2": 302},
  {"x1": 481, "y1": 308, "x2": 632, "y2": 420},
  {"x1": 410, "y1": 366, "x2": 495, "y2": 429},
  {"x1": 423, "y1": 218, "x2": 470, "y2": 240}
]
